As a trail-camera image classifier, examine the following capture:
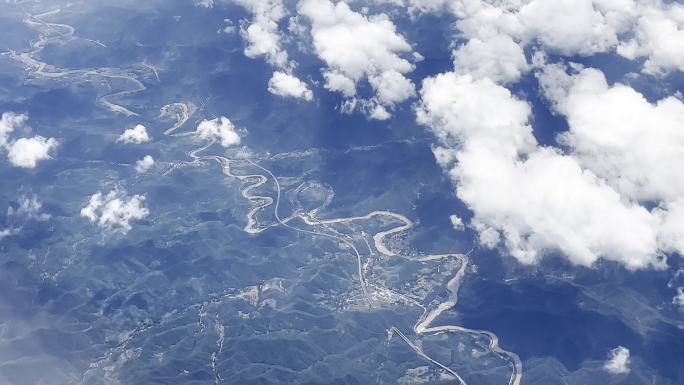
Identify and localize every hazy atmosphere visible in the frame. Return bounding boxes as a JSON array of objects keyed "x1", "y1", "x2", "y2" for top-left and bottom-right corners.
[{"x1": 0, "y1": 0, "x2": 683, "y2": 384}]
